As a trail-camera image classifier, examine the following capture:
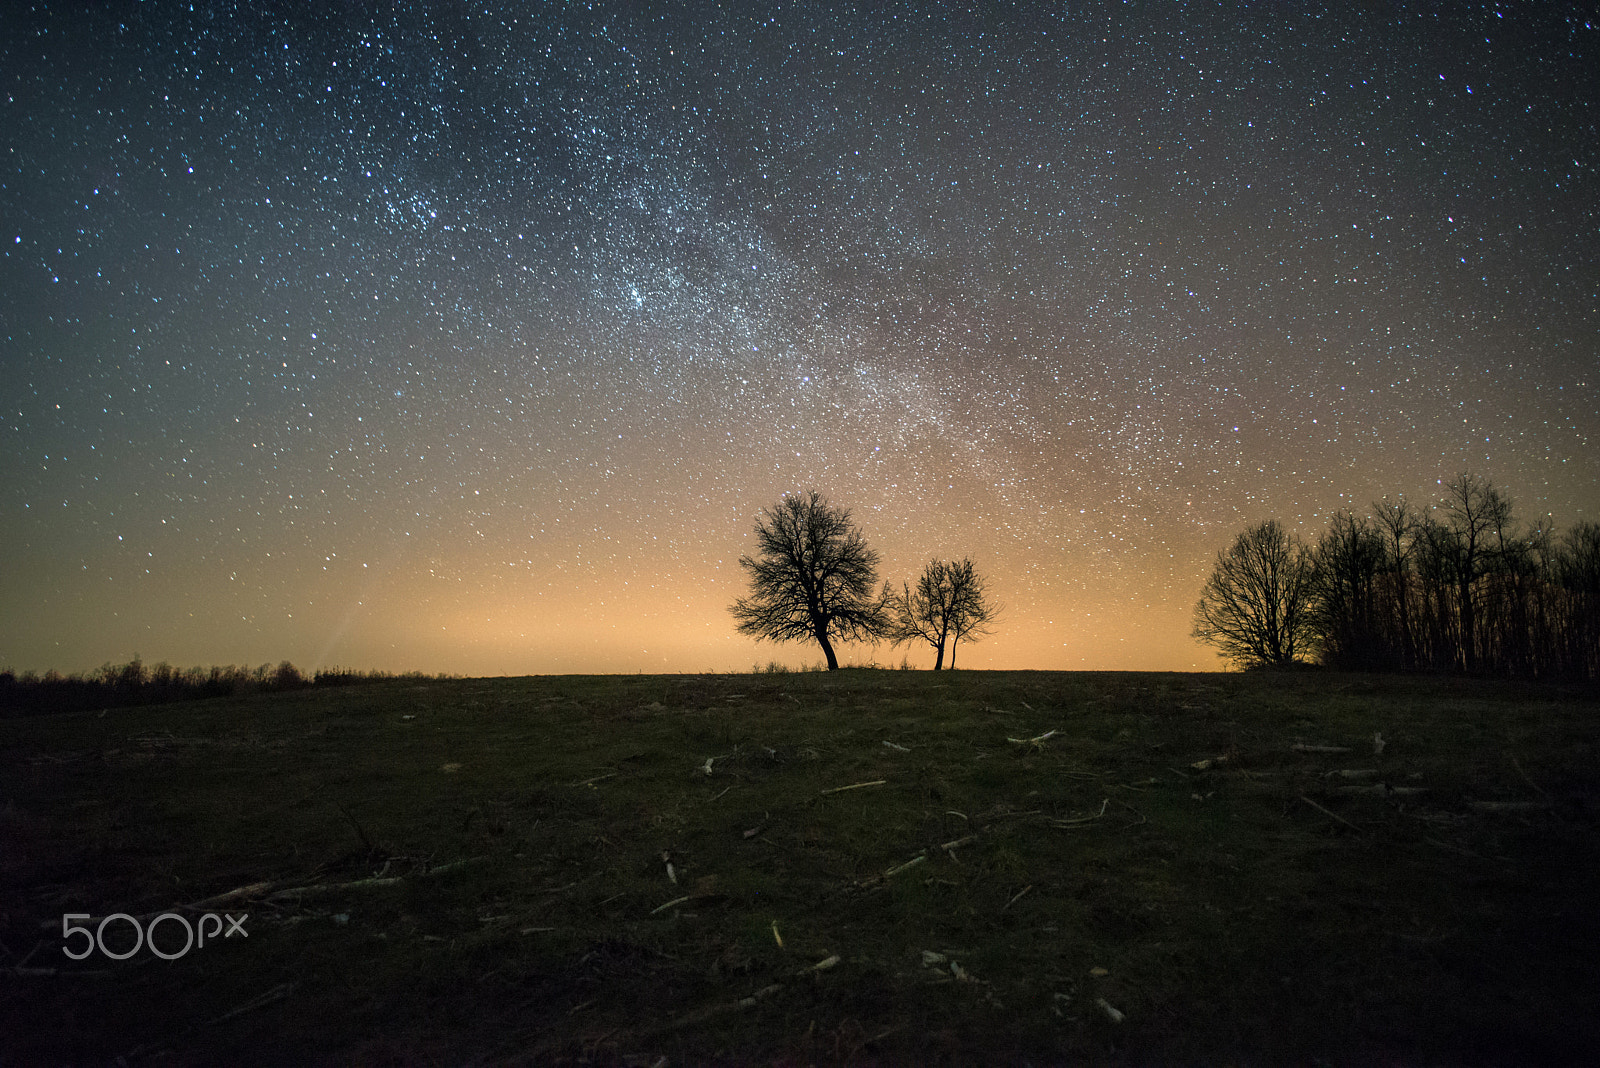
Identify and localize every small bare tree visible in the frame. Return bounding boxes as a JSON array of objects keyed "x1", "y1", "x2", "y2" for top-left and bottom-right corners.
[
  {"x1": 890, "y1": 557, "x2": 999, "y2": 669},
  {"x1": 1193, "y1": 519, "x2": 1319, "y2": 668},
  {"x1": 730, "y1": 491, "x2": 892, "y2": 670}
]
